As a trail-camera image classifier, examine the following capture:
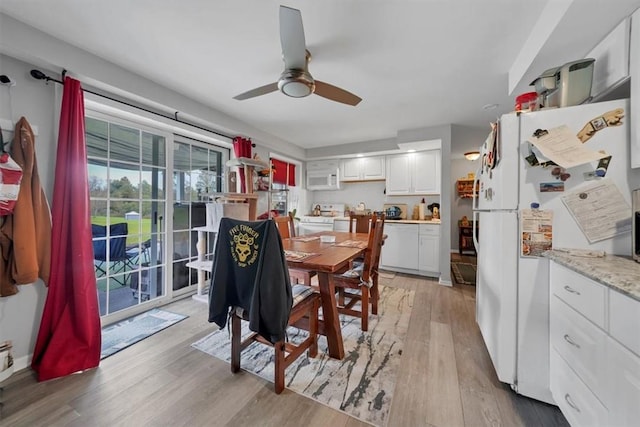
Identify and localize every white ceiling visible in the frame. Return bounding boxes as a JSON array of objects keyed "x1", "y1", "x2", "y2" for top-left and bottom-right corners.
[{"x1": 1, "y1": 0, "x2": 639, "y2": 152}]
